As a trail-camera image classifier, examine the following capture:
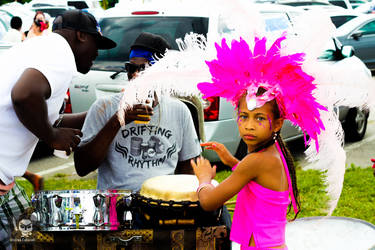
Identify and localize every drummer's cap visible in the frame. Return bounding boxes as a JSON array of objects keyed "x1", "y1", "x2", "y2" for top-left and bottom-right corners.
[
  {"x1": 130, "y1": 32, "x2": 171, "y2": 59},
  {"x1": 52, "y1": 9, "x2": 116, "y2": 50}
]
